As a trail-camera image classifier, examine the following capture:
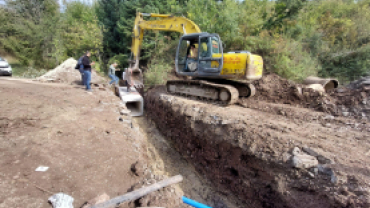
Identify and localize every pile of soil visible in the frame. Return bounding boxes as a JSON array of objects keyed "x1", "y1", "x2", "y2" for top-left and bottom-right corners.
[
  {"x1": 251, "y1": 73, "x2": 303, "y2": 105},
  {"x1": 248, "y1": 73, "x2": 370, "y2": 120},
  {"x1": 37, "y1": 58, "x2": 106, "y2": 84}
]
